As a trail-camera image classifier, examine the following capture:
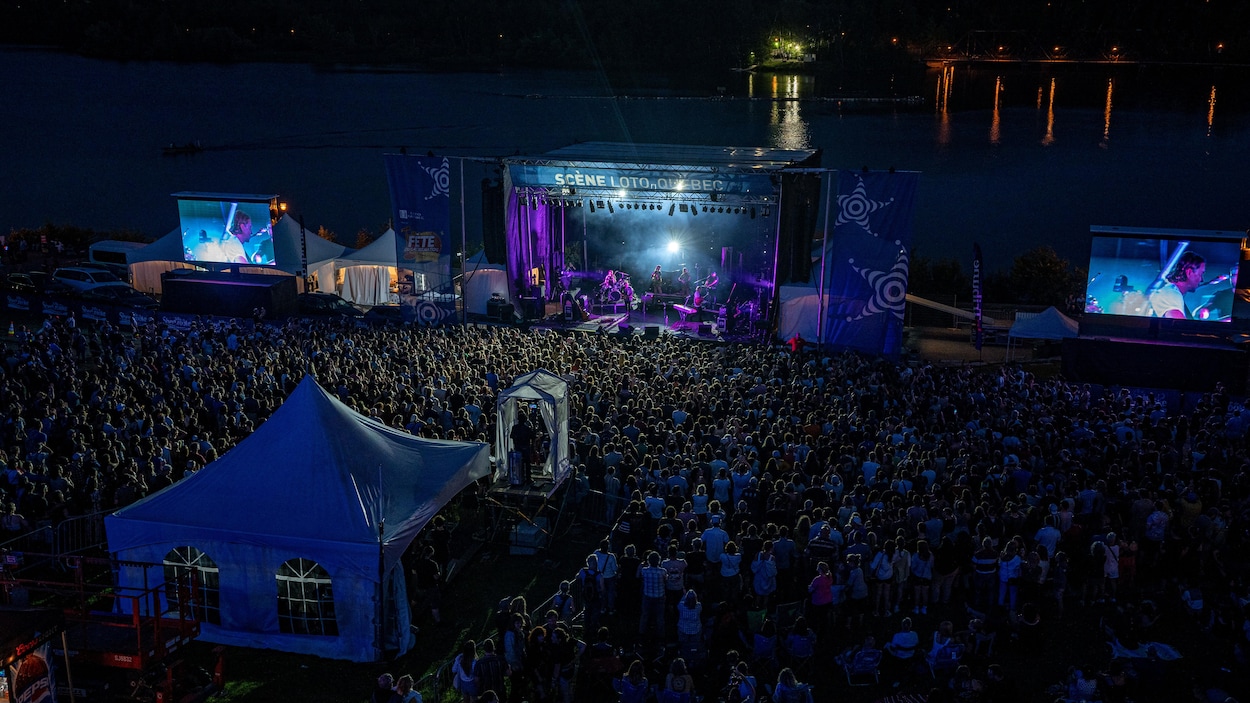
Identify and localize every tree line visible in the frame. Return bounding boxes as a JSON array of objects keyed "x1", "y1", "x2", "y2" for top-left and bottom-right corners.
[{"x1": 2, "y1": 0, "x2": 1245, "y2": 70}]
